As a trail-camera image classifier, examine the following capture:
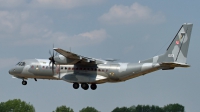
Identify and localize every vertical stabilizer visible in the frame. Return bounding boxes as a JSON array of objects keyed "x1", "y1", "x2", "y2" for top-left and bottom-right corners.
[
  {"x1": 163, "y1": 23, "x2": 193, "y2": 63},
  {"x1": 141, "y1": 23, "x2": 193, "y2": 65}
]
